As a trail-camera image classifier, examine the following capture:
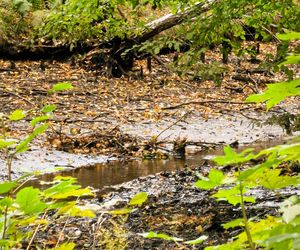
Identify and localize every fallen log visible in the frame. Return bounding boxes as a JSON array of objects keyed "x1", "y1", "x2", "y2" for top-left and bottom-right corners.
[{"x1": 0, "y1": 0, "x2": 219, "y2": 75}]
